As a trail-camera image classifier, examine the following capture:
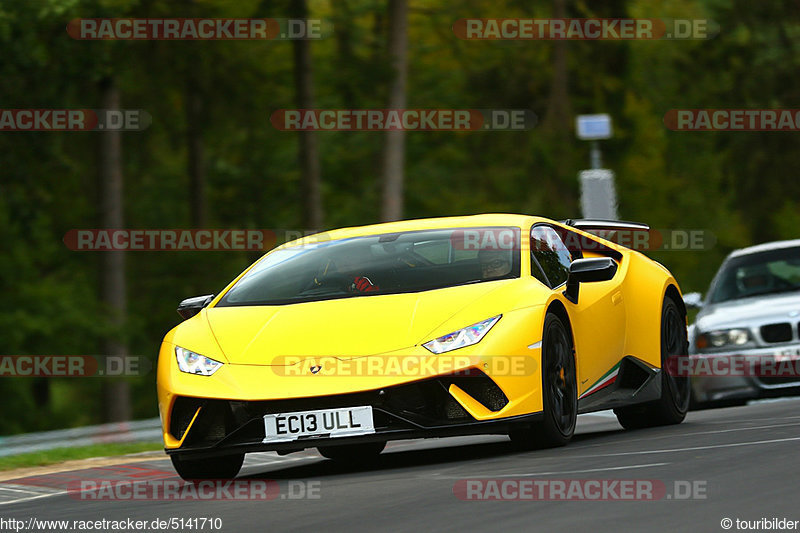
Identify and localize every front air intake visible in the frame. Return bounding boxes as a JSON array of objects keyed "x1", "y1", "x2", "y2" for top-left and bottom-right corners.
[
  {"x1": 442, "y1": 371, "x2": 509, "y2": 412},
  {"x1": 761, "y1": 323, "x2": 792, "y2": 343}
]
